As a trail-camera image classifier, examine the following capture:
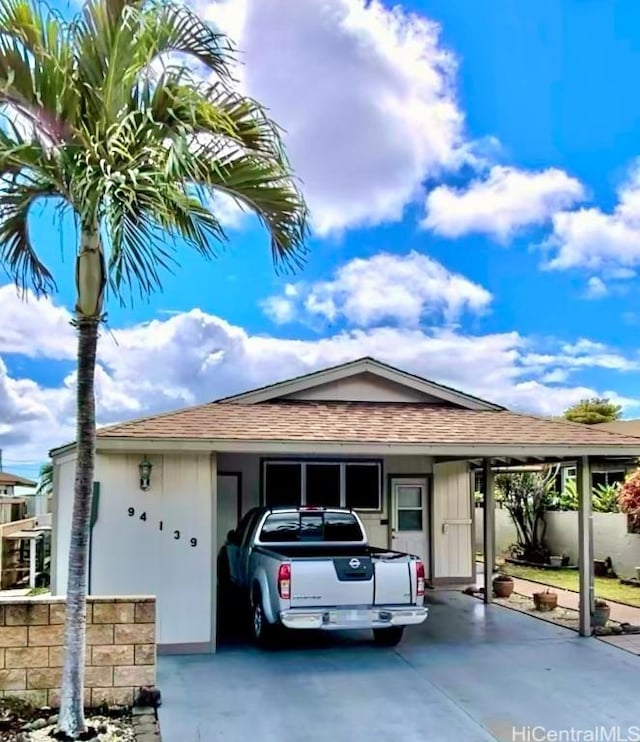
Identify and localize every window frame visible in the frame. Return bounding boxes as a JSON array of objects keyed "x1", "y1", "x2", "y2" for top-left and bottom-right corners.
[
  {"x1": 563, "y1": 466, "x2": 626, "y2": 489},
  {"x1": 261, "y1": 458, "x2": 383, "y2": 512}
]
